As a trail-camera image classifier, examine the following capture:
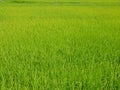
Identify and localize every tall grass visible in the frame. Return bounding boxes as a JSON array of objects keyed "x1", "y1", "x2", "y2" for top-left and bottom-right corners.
[
  {"x1": 5, "y1": 0, "x2": 120, "y2": 2},
  {"x1": 0, "y1": 2, "x2": 120, "y2": 90}
]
